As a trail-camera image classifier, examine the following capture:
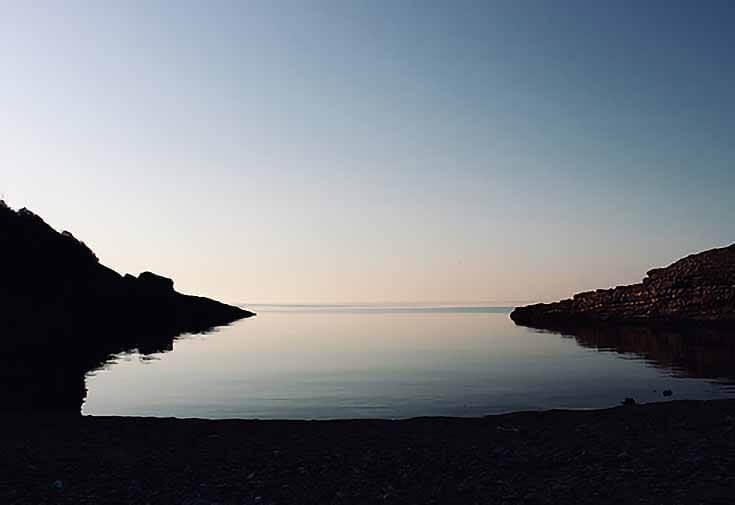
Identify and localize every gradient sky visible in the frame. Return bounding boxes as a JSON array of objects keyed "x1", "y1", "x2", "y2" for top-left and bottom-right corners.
[{"x1": 2, "y1": 1, "x2": 734, "y2": 304}]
